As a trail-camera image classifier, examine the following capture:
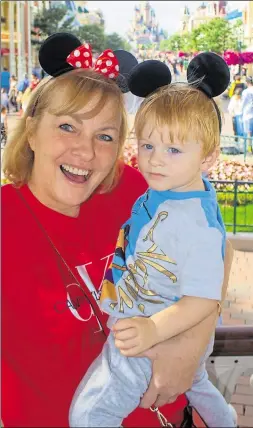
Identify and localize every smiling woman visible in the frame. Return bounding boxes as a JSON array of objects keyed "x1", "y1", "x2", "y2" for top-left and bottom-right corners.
[{"x1": 3, "y1": 69, "x2": 127, "y2": 217}]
